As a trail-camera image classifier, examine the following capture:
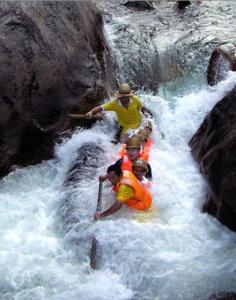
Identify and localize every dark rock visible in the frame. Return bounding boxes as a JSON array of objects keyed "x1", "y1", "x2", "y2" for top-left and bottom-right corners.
[
  {"x1": 207, "y1": 43, "x2": 236, "y2": 86},
  {"x1": 0, "y1": 1, "x2": 116, "y2": 177},
  {"x1": 189, "y1": 44, "x2": 236, "y2": 231},
  {"x1": 189, "y1": 87, "x2": 236, "y2": 231},
  {"x1": 176, "y1": 1, "x2": 191, "y2": 10},
  {"x1": 123, "y1": 1, "x2": 154, "y2": 11},
  {"x1": 209, "y1": 291, "x2": 236, "y2": 300}
]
